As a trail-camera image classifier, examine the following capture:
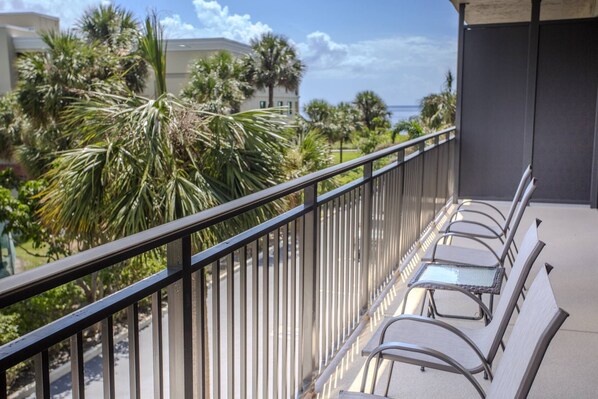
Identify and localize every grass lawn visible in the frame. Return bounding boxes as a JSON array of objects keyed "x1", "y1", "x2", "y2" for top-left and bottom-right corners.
[
  {"x1": 332, "y1": 150, "x2": 362, "y2": 165},
  {"x1": 15, "y1": 241, "x2": 49, "y2": 271}
]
